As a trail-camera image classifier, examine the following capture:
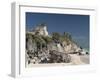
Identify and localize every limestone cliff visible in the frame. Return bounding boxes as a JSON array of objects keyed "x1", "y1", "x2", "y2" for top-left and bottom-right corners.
[{"x1": 26, "y1": 23, "x2": 88, "y2": 66}]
